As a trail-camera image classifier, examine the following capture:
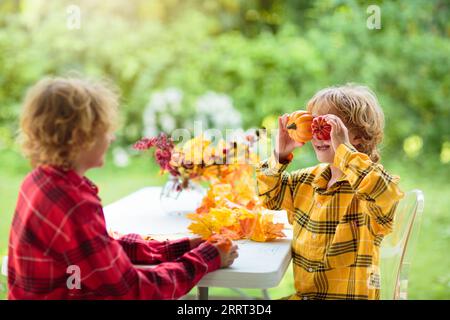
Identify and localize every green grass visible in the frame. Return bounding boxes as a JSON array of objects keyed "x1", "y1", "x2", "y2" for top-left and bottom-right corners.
[{"x1": 0, "y1": 149, "x2": 449, "y2": 299}]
